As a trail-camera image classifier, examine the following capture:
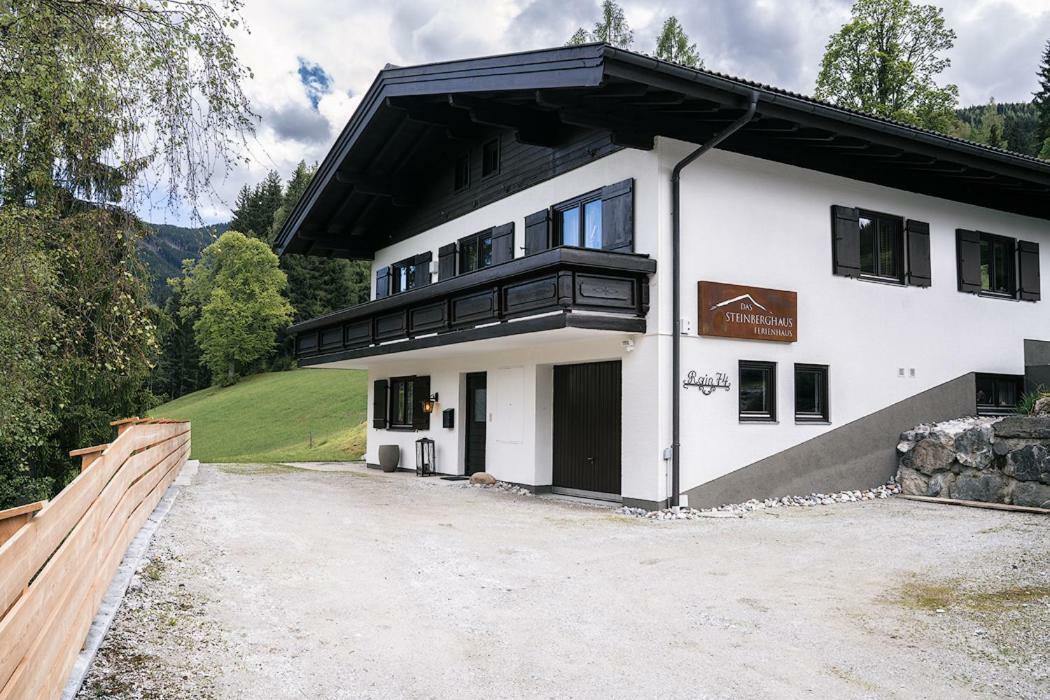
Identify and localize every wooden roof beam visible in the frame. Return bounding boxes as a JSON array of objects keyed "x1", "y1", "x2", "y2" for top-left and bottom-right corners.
[
  {"x1": 384, "y1": 97, "x2": 484, "y2": 141},
  {"x1": 447, "y1": 95, "x2": 564, "y2": 147}
]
